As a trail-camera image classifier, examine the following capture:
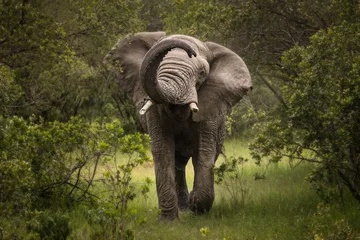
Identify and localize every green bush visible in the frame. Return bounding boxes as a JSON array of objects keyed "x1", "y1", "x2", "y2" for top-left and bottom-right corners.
[
  {"x1": 308, "y1": 204, "x2": 360, "y2": 240},
  {"x1": 0, "y1": 115, "x2": 150, "y2": 238},
  {"x1": 0, "y1": 116, "x2": 149, "y2": 213},
  {"x1": 250, "y1": 22, "x2": 360, "y2": 203},
  {"x1": 26, "y1": 211, "x2": 70, "y2": 240},
  {"x1": 214, "y1": 156, "x2": 250, "y2": 208},
  {"x1": 0, "y1": 116, "x2": 88, "y2": 214}
]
